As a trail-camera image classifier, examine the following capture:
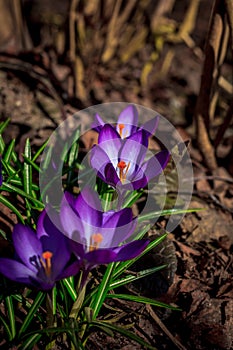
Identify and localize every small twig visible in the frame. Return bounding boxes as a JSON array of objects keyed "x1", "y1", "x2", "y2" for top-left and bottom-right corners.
[{"x1": 146, "y1": 304, "x2": 187, "y2": 350}]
